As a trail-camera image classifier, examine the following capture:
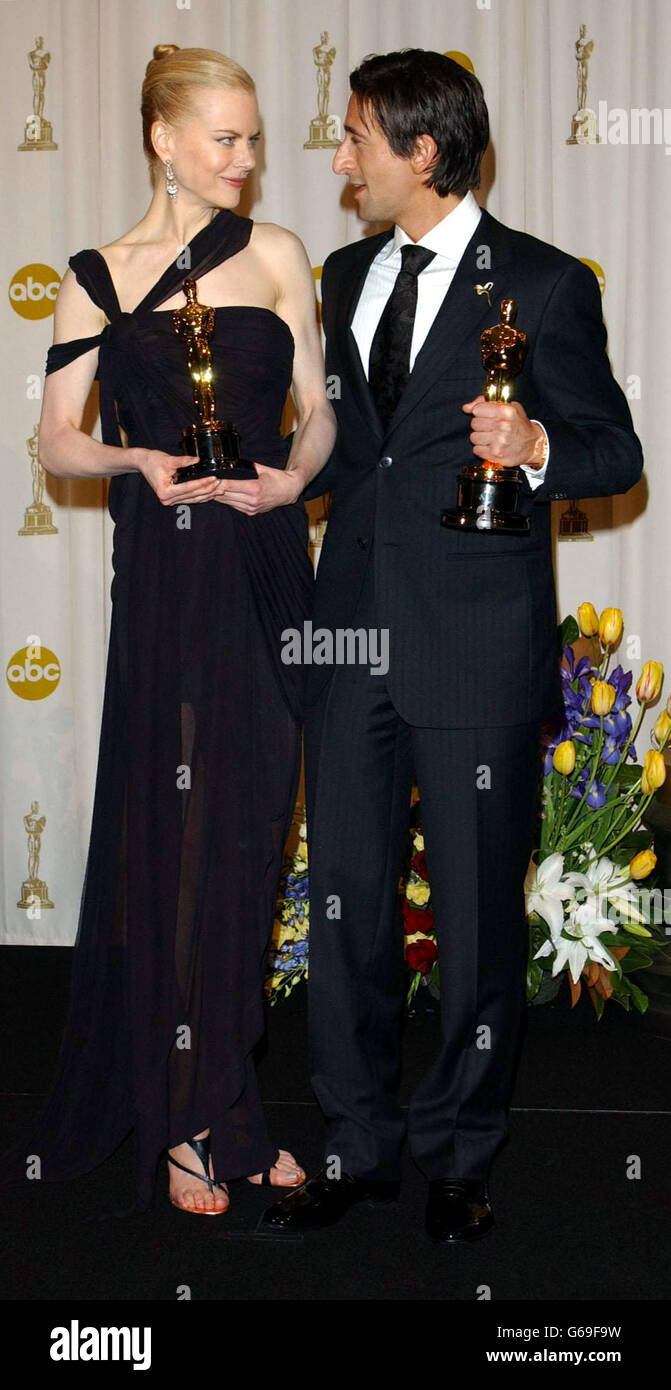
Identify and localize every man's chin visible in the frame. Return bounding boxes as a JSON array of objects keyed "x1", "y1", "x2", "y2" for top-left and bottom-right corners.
[{"x1": 355, "y1": 195, "x2": 386, "y2": 223}]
